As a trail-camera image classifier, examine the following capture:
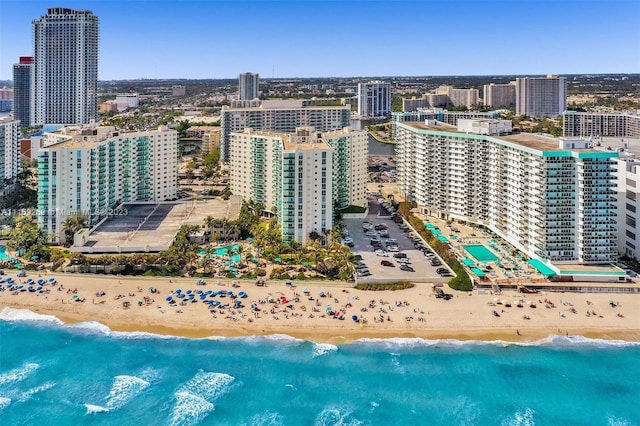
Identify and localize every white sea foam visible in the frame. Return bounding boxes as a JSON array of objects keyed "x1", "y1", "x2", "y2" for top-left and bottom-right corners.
[
  {"x1": 178, "y1": 371, "x2": 235, "y2": 401},
  {"x1": 84, "y1": 404, "x2": 109, "y2": 415},
  {"x1": 247, "y1": 411, "x2": 284, "y2": 426},
  {"x1": 607, "y1": 415, "x2": 635, "y2": 426},
  {"x1": 0, "y1": 397, "x2": 11, "y2": 411},
  {"x1": 68, "y1": 321, "x2": 111, "y2": 335},
  {"x1": 0, "y1": 307, "x2": 63, "y2": 325},
  {"x1": 104, "y1": 375, "x2": 150, "y2": 411},
  {"x1": 315, "y1": 406, "x2": 363, "y2": 426},
  {"x1": 0, "y1": 362, "x2": 40, "y2": 386},
  {"x1": 240, "y1": 334, "x2": 305, "y2": 344},
  {"x1": 17, "y1": 381, "x2": 55, "y2": 402},
  {"x1": 504, "y1": 407, "x2": 536, "y2": 426},
  {"x1": 169, "y1": 372, "x2": 235, "y2": 426},
  {"x1": 170, "y1": 391, "x2": 215, "y2": 426},
  {"x1": 312, "y1": 343, "x2": 338, "y2": 358}
]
